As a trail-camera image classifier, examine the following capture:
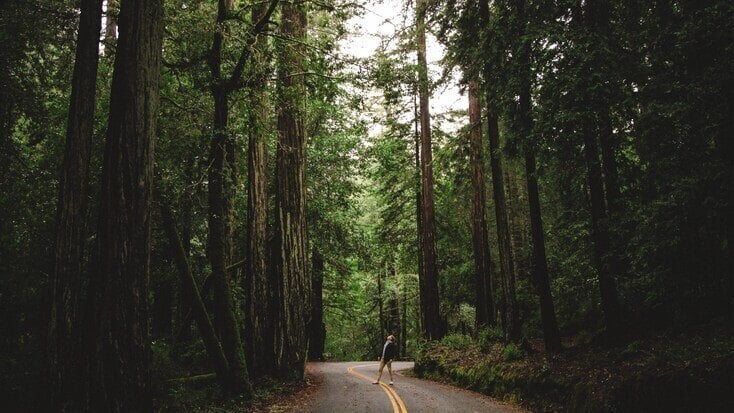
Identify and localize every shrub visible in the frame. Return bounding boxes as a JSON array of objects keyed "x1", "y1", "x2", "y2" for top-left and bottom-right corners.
[
  {"x1": 441, "y1": 333, "x2": 473, "y2": 350},
  {"x1": 502, "y1": 343, "x2": 523, "y2": 361},
  {"x1": 478, "y1": 326, "x2": 505, "y2": 351}
]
